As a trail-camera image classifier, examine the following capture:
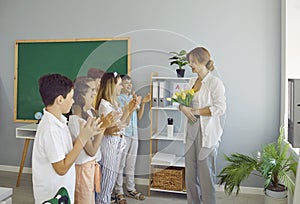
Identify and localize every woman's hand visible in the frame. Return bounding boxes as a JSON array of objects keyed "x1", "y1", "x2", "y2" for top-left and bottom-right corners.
[{"x1": 180, "y1": 105, "x2": 197, "y2": 123}]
